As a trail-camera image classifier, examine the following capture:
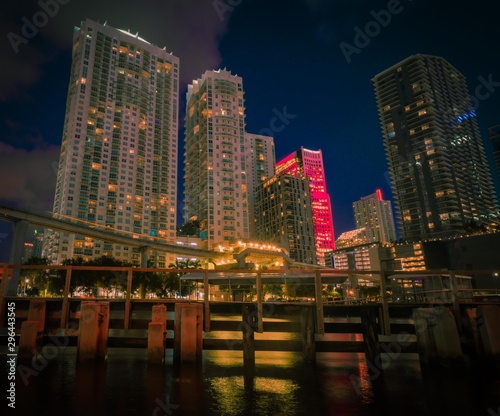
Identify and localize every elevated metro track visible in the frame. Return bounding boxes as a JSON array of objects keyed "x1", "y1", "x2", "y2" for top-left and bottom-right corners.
[{"x1": 0, "y1": 205, "x2": 213, "y2": 258}]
